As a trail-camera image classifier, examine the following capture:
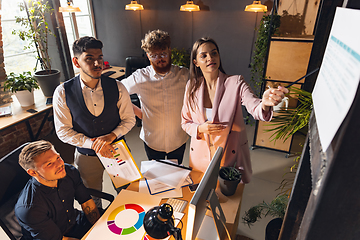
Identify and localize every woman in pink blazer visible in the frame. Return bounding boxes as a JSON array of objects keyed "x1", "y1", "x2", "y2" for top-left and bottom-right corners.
[{"x1": 181, "y1": 38, "x2": 288, "y2": 183}]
